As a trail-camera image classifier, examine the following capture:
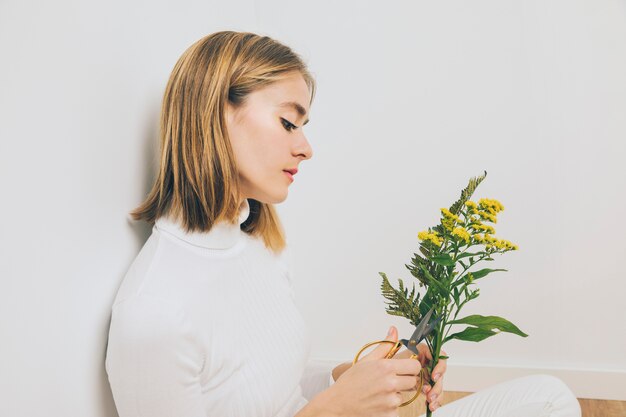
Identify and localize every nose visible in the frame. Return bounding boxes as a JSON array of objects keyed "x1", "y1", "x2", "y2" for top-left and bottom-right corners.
[{"x1": 294, "y1": 131, "x2": 313, "y2": 161}]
